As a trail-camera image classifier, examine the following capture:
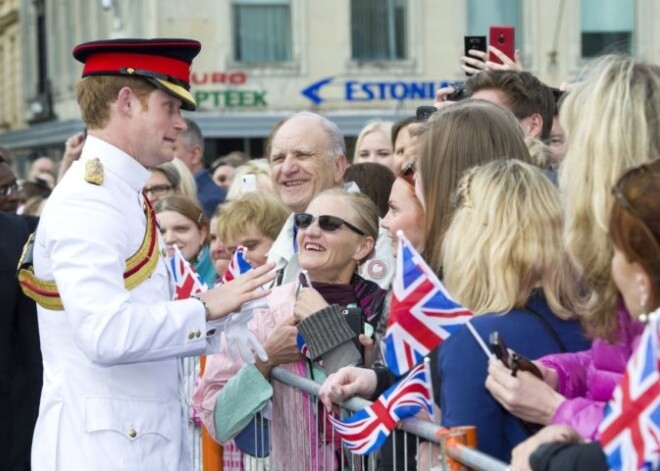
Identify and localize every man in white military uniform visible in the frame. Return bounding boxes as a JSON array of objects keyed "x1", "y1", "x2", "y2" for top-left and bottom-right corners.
[
  {"x1": 21, "y1": 38, "x2": 275, "y2": 470},
  {"x1": 266, "y1": 111, "x2": 394, "y2": 289}
]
